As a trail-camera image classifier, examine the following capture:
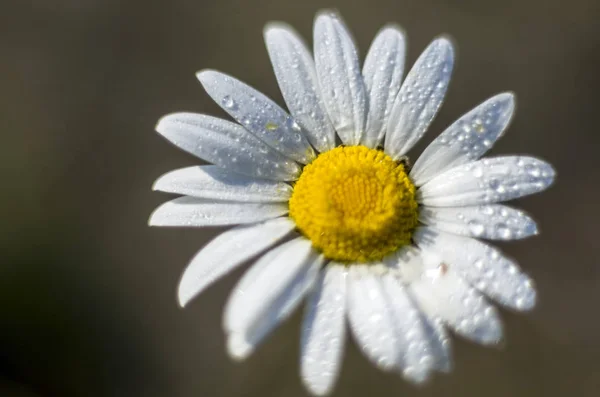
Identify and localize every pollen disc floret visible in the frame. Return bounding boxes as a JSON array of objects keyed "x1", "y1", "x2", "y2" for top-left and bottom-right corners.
[{"x1": 289, "y1": 146, "x2": 418, "y2": 262}]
